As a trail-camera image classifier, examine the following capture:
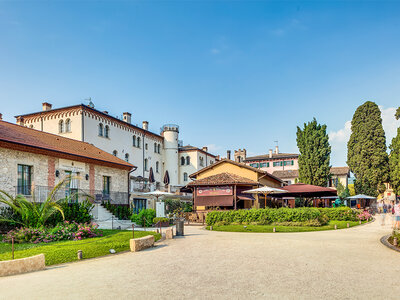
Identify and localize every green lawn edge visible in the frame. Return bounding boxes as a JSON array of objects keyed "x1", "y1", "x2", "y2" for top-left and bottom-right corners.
[
  {"x1": 0, "y1": 230, "x2": 161, "y2": 265},
  {"x1": 205, "y1": 220, "x2": 368, "y2": 233}
]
